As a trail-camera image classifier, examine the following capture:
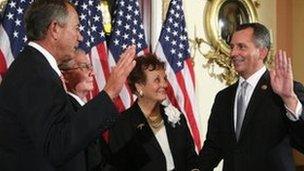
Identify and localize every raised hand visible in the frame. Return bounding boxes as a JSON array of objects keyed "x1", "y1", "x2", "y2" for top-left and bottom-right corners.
[
  {"x1": 270, "y1": 50, "x2": 298, "y2": 111},
  {"x1": 104, "y1": 45, "x2": 136, "y2": 100}
]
